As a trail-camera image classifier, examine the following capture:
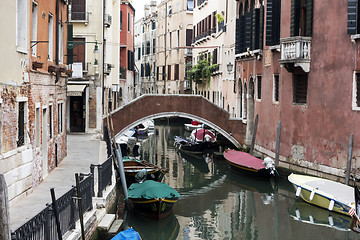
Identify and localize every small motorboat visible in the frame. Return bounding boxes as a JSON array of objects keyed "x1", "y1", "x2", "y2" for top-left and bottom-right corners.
[
  {"x1": 127, "y1": 180, "x2": 180, "y2": 219},
  {"x1": 123, "y1": 157, "x2": 168, "y2": 187},
  {"x1": 223, "y1": 149, "x2": 276, "y2": 179},
  {"x1": 288, "y1": 173, "x2": 356, "y2": 217},
  {"x1": 184, "y1": 120, "x2": 203, "y2": 132}
]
